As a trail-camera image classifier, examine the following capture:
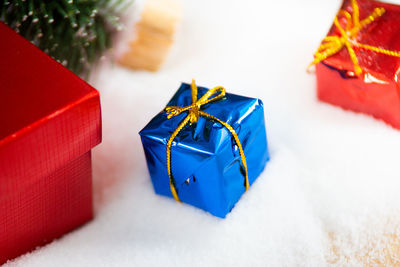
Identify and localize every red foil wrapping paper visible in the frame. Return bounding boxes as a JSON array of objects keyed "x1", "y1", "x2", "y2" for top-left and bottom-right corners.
[
  {"x1": 315, "y1": 0, "x2": 400, "y2": 128},
  {"x1": 0, "y1": 22, "x2": 102, "y2": 263}
]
